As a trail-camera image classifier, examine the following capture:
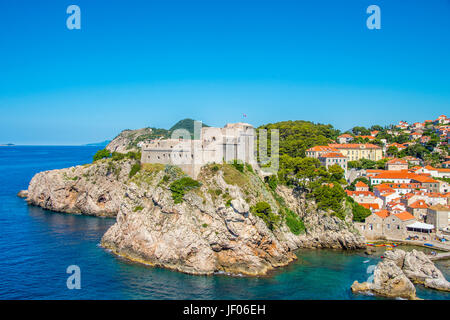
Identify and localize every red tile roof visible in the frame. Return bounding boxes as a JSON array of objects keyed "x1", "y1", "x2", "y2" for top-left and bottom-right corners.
[
  {"x1": 329, "y1": 143, "x2": 381, "y2": 150},
  {"x1": 307, "y1": 146, "x2": 338, "y2": 152},
  {"x1": 409, "y1": 200, "x2": 428, "y2": 209},
  {"x1": 320, "y1": 152, "x2": 346, "y2": 158},
  {"x1": 356, "y1": 135, "x2": 376, "y2": 140},
  {"x1": 387, "y1": 158, "x2": 408, "y2": 165},
  {"x1": 355, "y1": 181, "x2": 368, "y2": 188},
  {"x1": 361, "y1": 203, "x2": 380, "y2": 210},
  {"x1": 388, "y1": 143, "x2": 407, "y2": 149},
  {"x1": 394, "y1": 211, "x2": 415, "y2": 221},
  {"x1": 411, "y1": 175, "x2": 439, "y2": 183},
  {"x1": 374, "y1": 210, "x2": 390, "y2": 219},
  {"x1": 346, "y1": 190, "x2": 375, "y2": 197},
  {"x1": 371, "y1": 171, "x2": 415, "y2": 180},
  {"x1": 378, "y1": 183, "x2": 422, "y2": 189}
]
